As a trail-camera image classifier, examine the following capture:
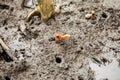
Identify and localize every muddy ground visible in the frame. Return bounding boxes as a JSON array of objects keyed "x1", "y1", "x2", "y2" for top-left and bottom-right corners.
[{"x1": 0, "y1": 0, "x2": 120, "y2": 80}]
